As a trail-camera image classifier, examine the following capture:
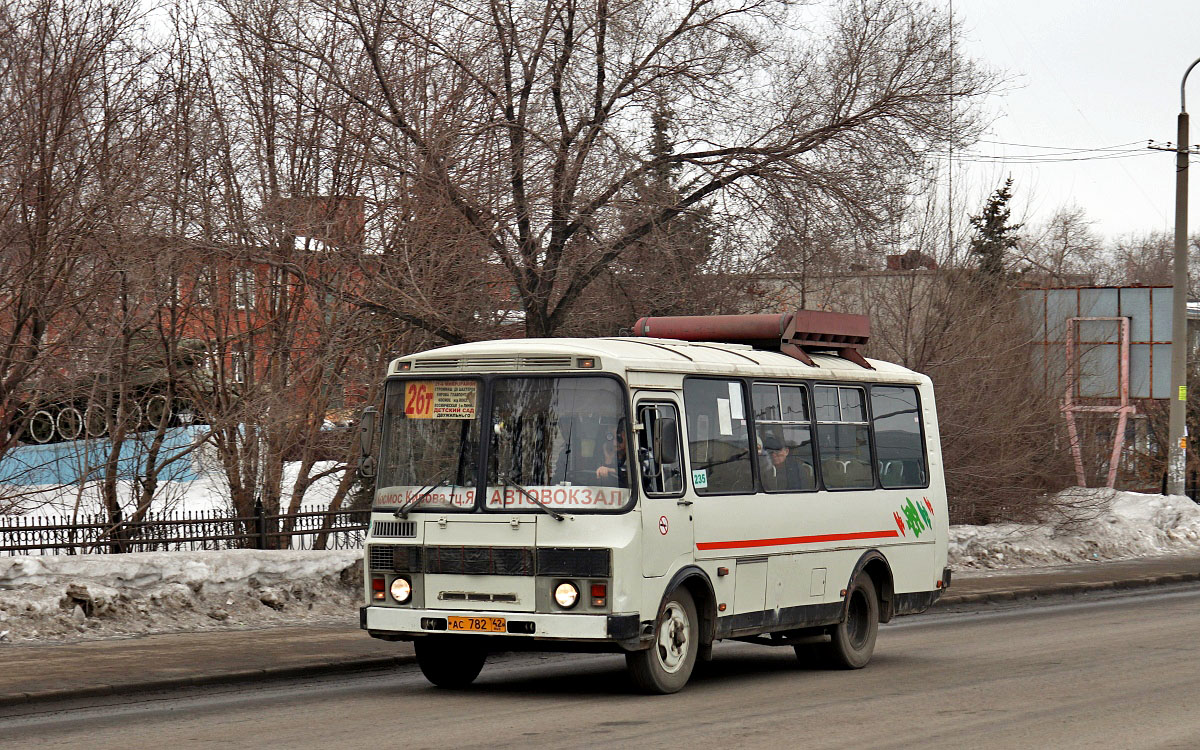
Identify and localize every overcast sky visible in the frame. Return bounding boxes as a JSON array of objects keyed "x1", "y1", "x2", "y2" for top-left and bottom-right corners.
[{"x1": 950, "y1": 0, "x2": 1200, "y2": 242}]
